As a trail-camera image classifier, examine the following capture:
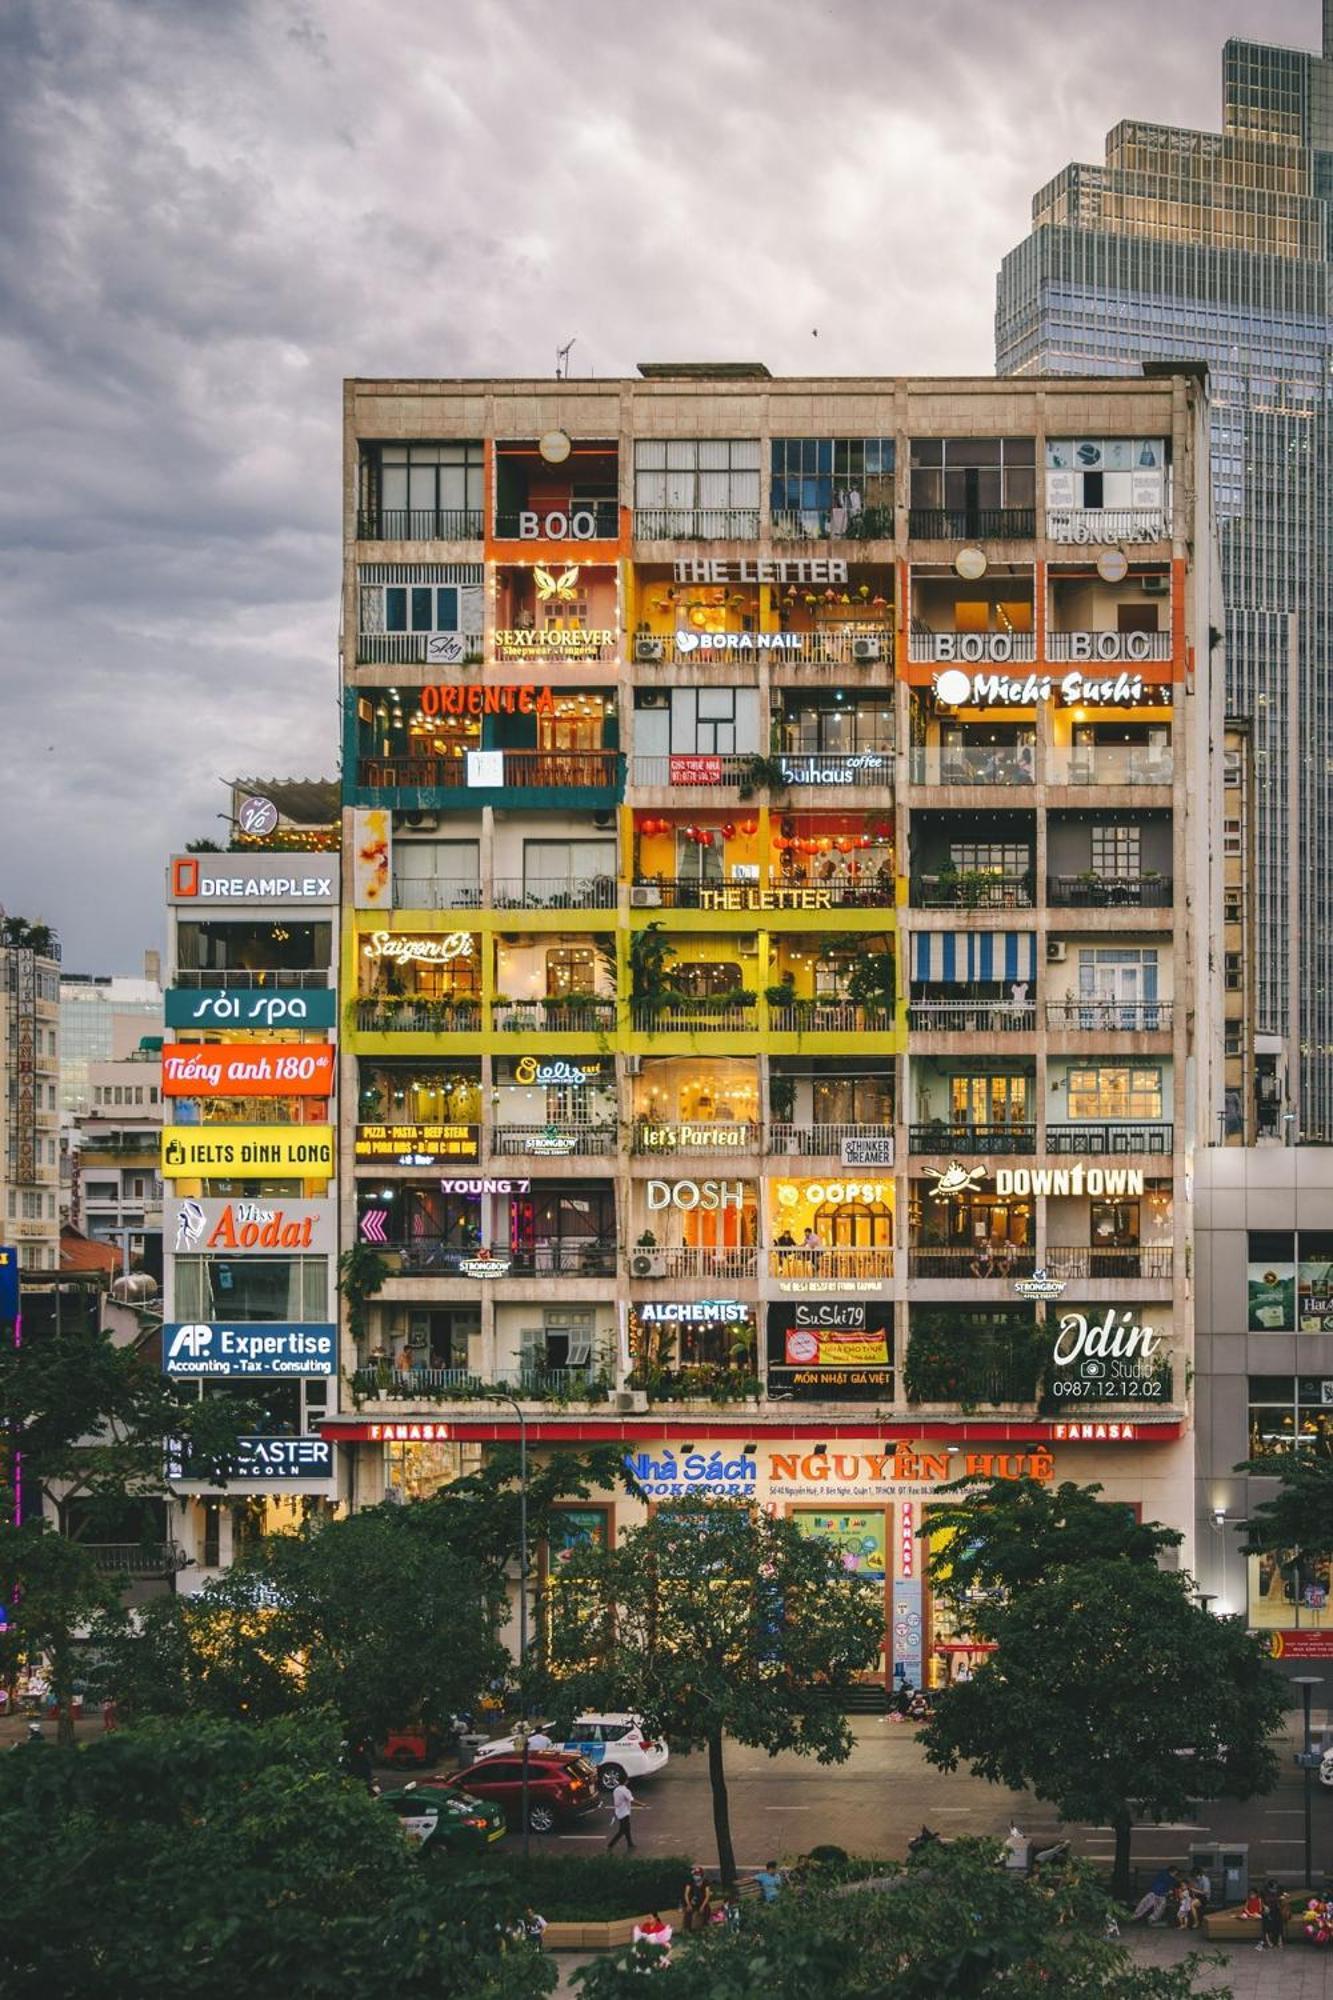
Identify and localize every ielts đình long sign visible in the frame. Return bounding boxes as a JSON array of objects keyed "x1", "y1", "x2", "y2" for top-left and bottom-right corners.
[{"x1": 161, "y1": 1044, "x2": 335, "y2": 1097}]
